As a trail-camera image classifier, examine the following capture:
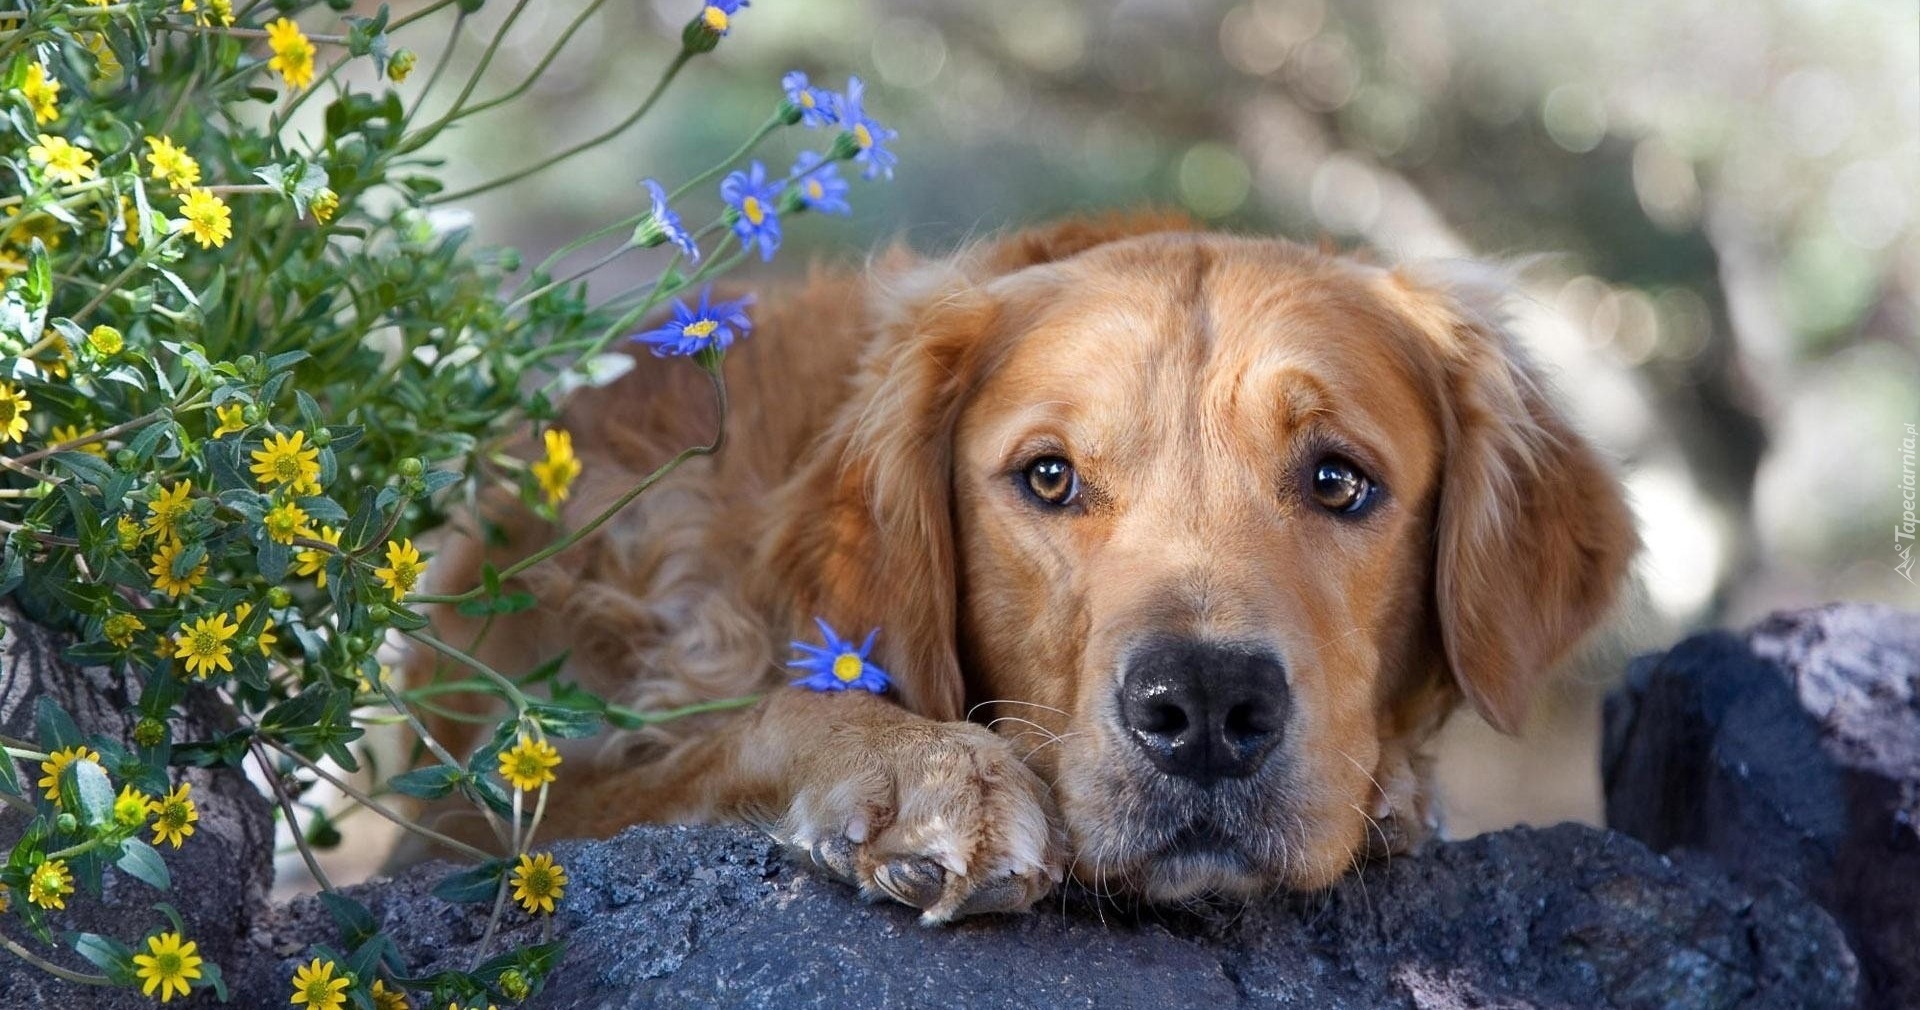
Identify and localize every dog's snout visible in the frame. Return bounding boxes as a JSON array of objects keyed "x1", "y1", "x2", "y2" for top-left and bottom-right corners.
[{"x1": 1118, "y1": 640, "x2": 1289, "y2": 783}]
